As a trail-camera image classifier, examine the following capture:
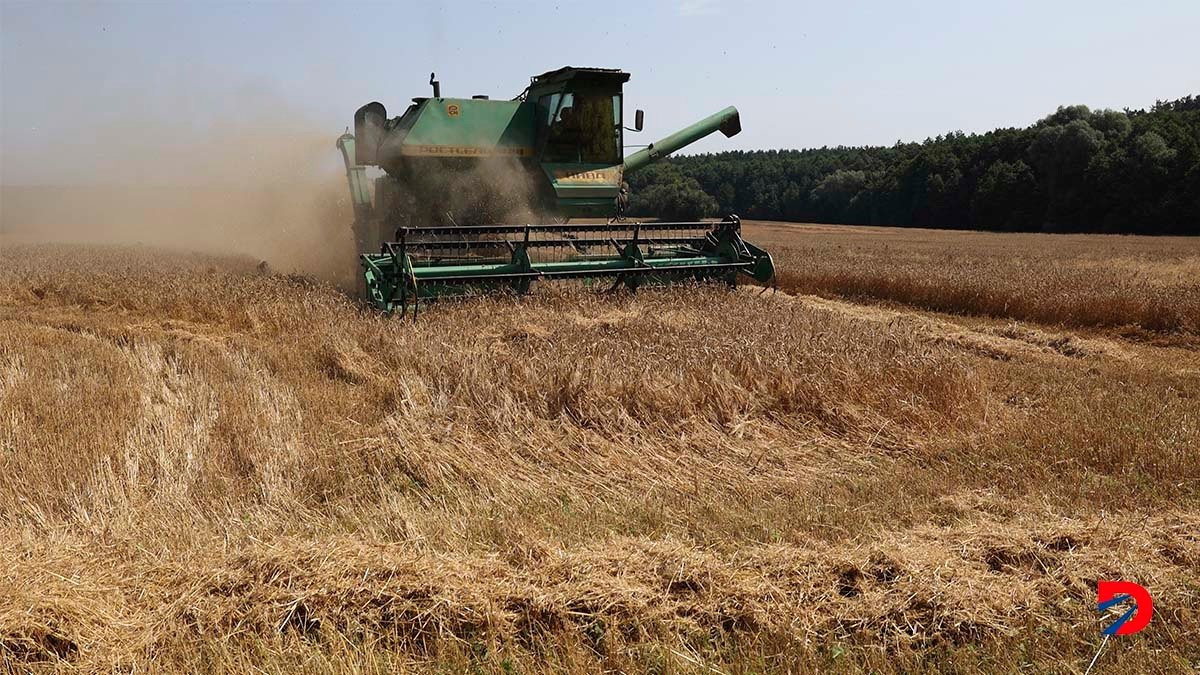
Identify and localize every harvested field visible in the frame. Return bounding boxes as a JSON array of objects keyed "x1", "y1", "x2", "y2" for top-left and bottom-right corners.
[{"x1": 1, "y1": 234, "x2": 1198, "y2": 673}]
